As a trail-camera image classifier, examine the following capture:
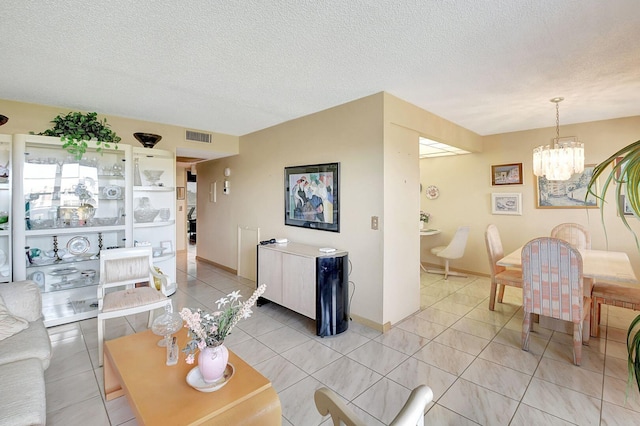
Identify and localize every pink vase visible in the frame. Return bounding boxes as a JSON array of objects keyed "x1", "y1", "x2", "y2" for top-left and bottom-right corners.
[{"x1": 198, "y1": 344, "x2": 229, "y2": 383}]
